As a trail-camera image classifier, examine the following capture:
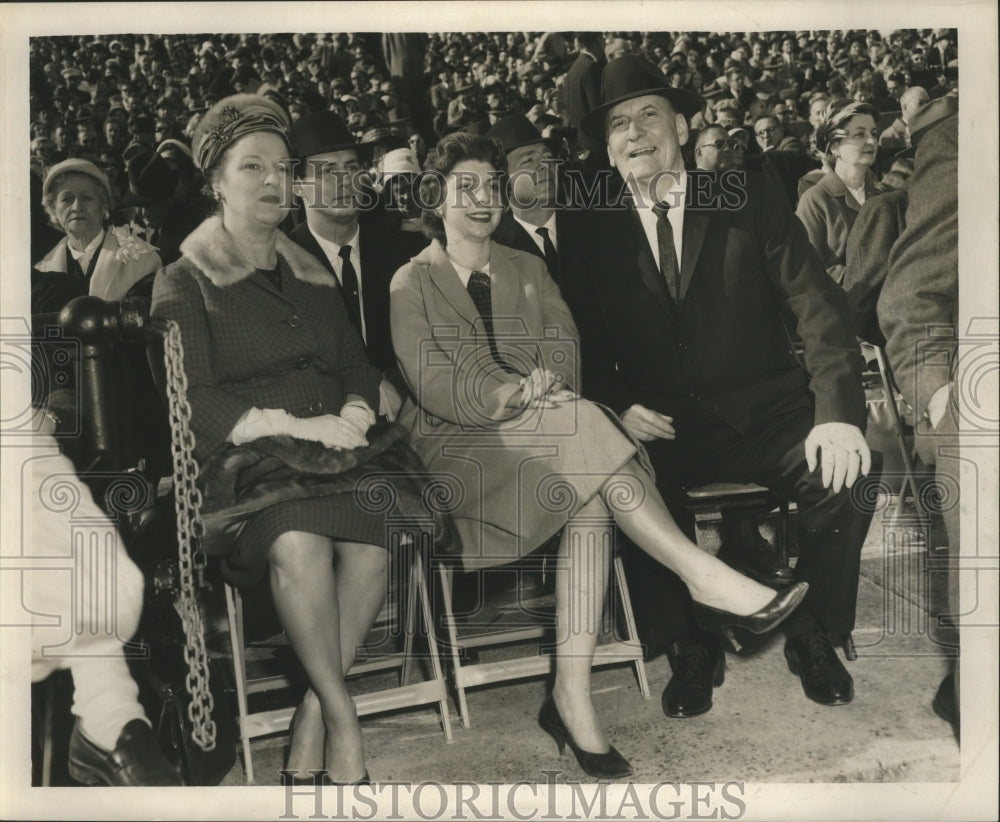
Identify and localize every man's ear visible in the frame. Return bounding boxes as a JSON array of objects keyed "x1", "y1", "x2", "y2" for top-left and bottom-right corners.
[
  {"x1": 675, "y1": 113, "x2": 690, "y2": 148},
  {"x1": 607, "y1": 144, "x2": 617, "y2": 169}
]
